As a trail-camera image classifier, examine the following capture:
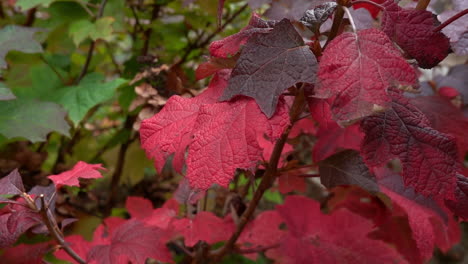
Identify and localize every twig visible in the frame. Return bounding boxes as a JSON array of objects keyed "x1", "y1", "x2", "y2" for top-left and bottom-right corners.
[
  {"x1": 75, "y1": 0, "x2": 108, "y2": 84},
  {"x1": 415, "y1": 0, "x2": 431, "y2": 10},
  {"x1": 141, "y1": 4, "x2": 161, "y2": 56},
  {"x1": 324, "y1": 5, "x2": 345, "y2": 49},
  {"x1": 434, "y1": 9, "x2": 468, "y2": 32},
  {"x1": 39, "y1": 195, "x2": 86, "y2": 264},
  {"x1": 351, "y1": 0, "x2": 385, "y2": 11},
  {"x1": 75, "y1": 0, "x2": 96, "y2": 17},
  {"x1": 177, "y1": 3, "x2": 248, "y2": 64},
  {"x1": 235, "y1": 243, "x2": 280, "y2": 254},
  {"x1": 23, "y1": 8, "x2": 36, "y2": 26},
  {"x1": 209, "y1": 86, "x2": 307, "y2": 262},
  {"x1": 343, "y1": 7, "x2": 357, "y2": 33}
]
